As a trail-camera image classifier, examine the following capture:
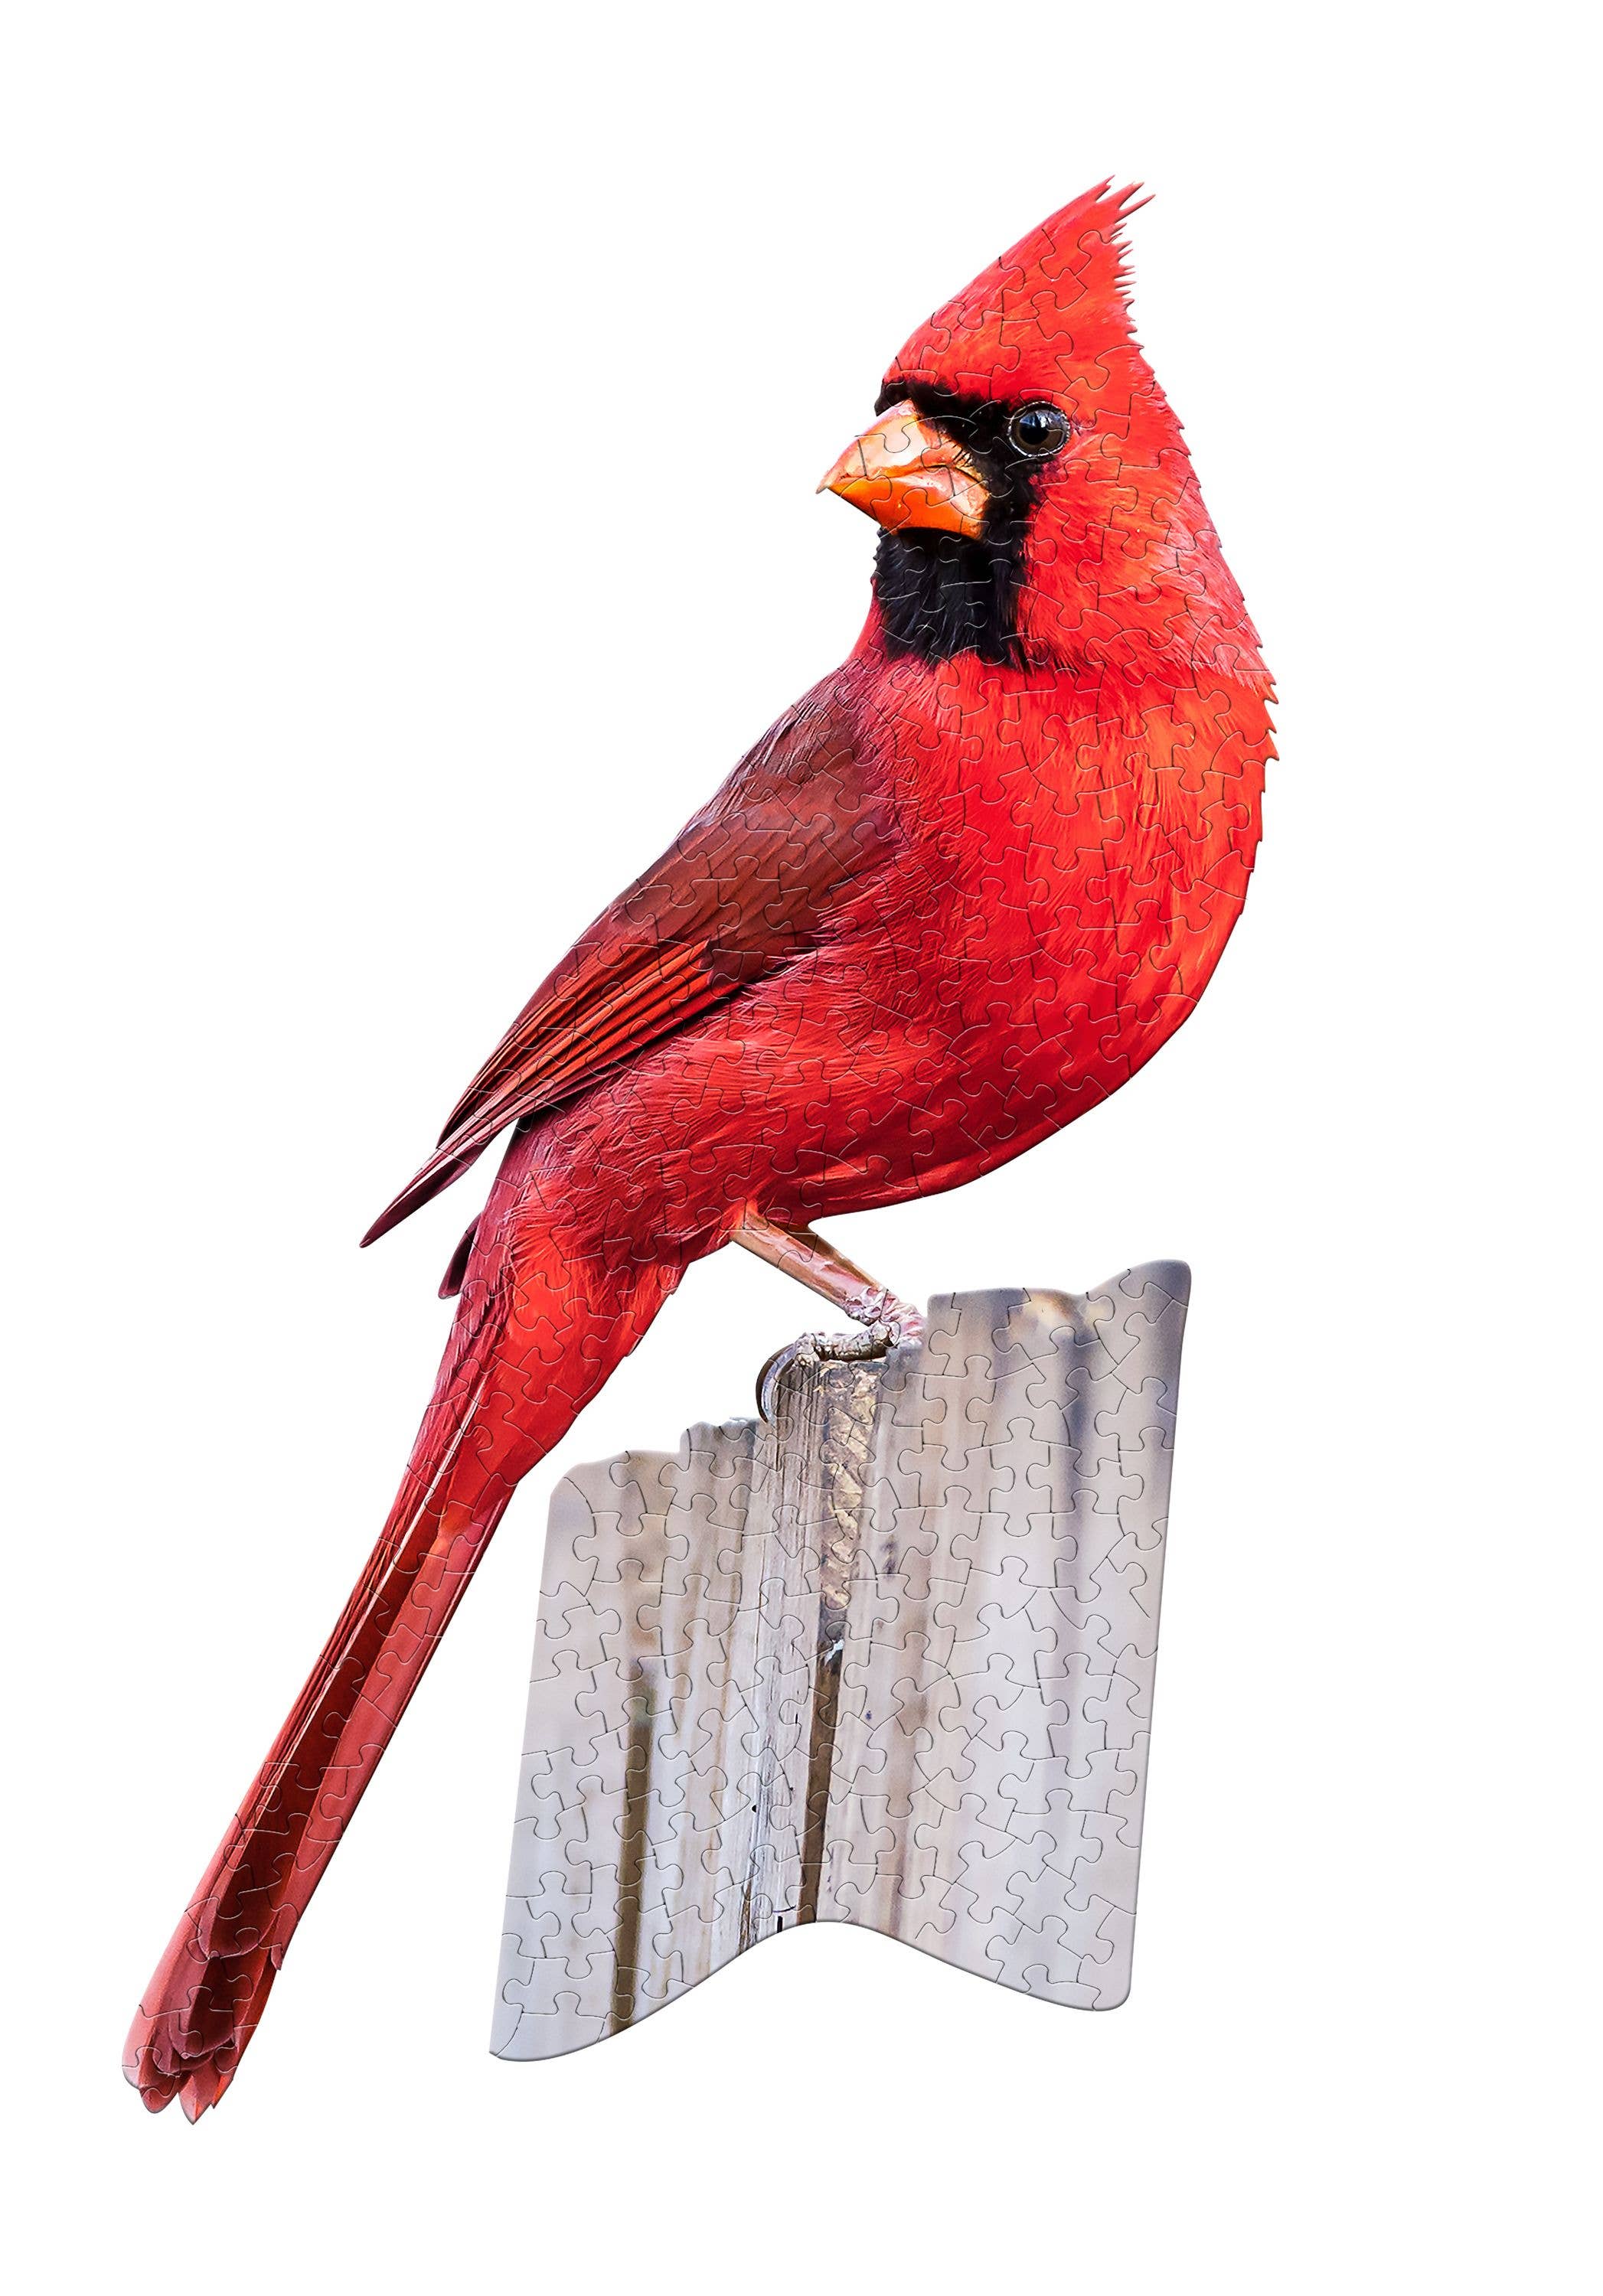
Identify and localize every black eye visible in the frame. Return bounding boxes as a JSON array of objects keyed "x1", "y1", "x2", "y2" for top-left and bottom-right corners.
[{"x1": 1004, "y1": 403, "x2": 1070, "y2": 459}]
